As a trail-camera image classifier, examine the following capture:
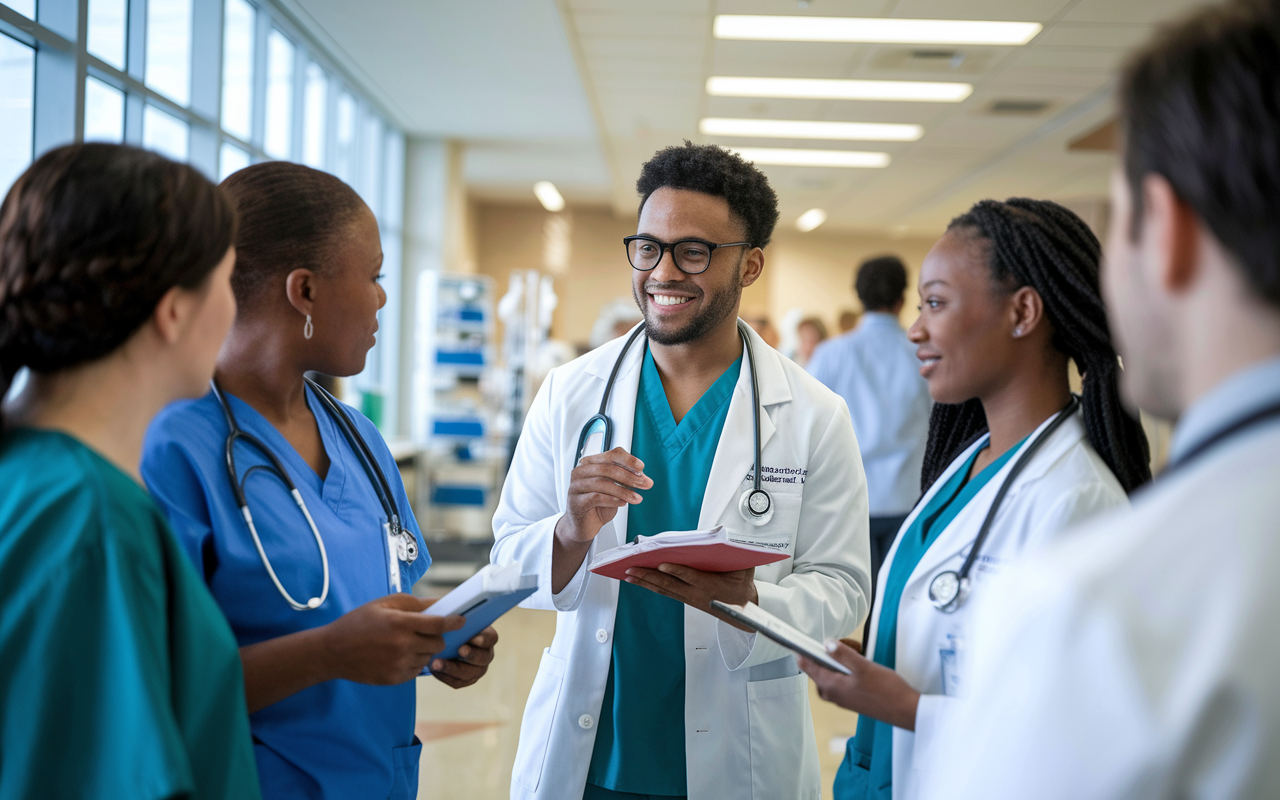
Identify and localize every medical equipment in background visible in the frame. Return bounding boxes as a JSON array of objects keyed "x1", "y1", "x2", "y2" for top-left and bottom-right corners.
[
  {"x1": 212, "y1": 377, "x2": 418, "y2": 610},
  {"x1": 412, "y1": 272, "x2": 509, "y2": 543},
  {"x1": 926, "y1": 395, "x2": 1081, "y2": 613},
  {"x1": 576, "y1": 319, "x2": 775, "y2": 526},
  {"x1": 496, "y1": 269, "x2": 561, "y2": 464}
]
